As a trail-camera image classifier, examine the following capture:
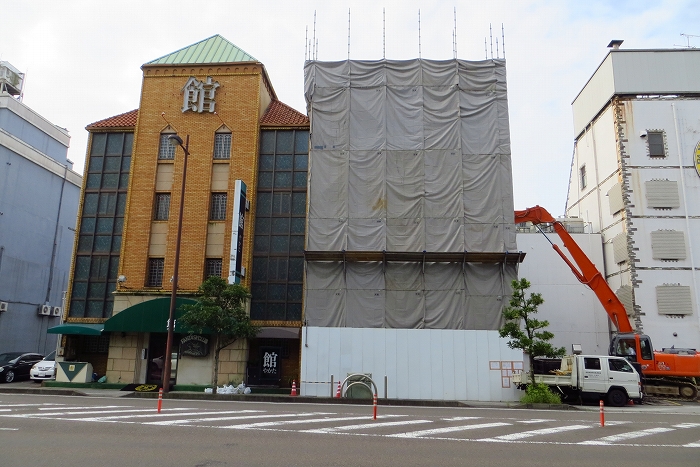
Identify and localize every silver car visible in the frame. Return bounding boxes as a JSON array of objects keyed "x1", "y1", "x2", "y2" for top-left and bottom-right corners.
[{"x1": 30, "y1": 351, "x2": 56, "y2": 382}]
